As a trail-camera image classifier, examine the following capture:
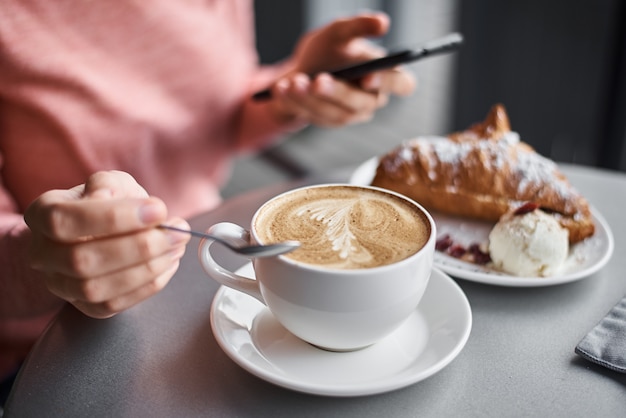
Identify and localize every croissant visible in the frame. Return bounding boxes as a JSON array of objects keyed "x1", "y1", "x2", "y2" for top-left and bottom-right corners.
[{"x1": 370, "y1": 104, "x2": 595, "y2": 243}]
